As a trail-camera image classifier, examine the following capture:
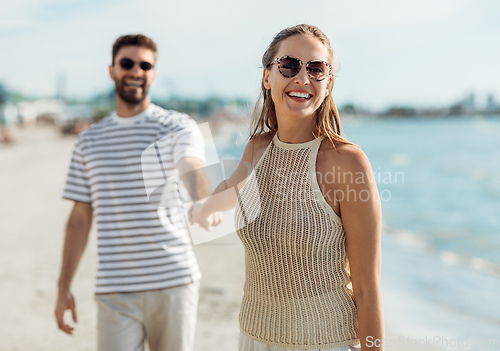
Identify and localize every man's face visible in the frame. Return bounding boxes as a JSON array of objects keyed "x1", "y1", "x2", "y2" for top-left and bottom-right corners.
[{"x1": 109, "y1": 45, "x2": 156, "y2": 104}]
